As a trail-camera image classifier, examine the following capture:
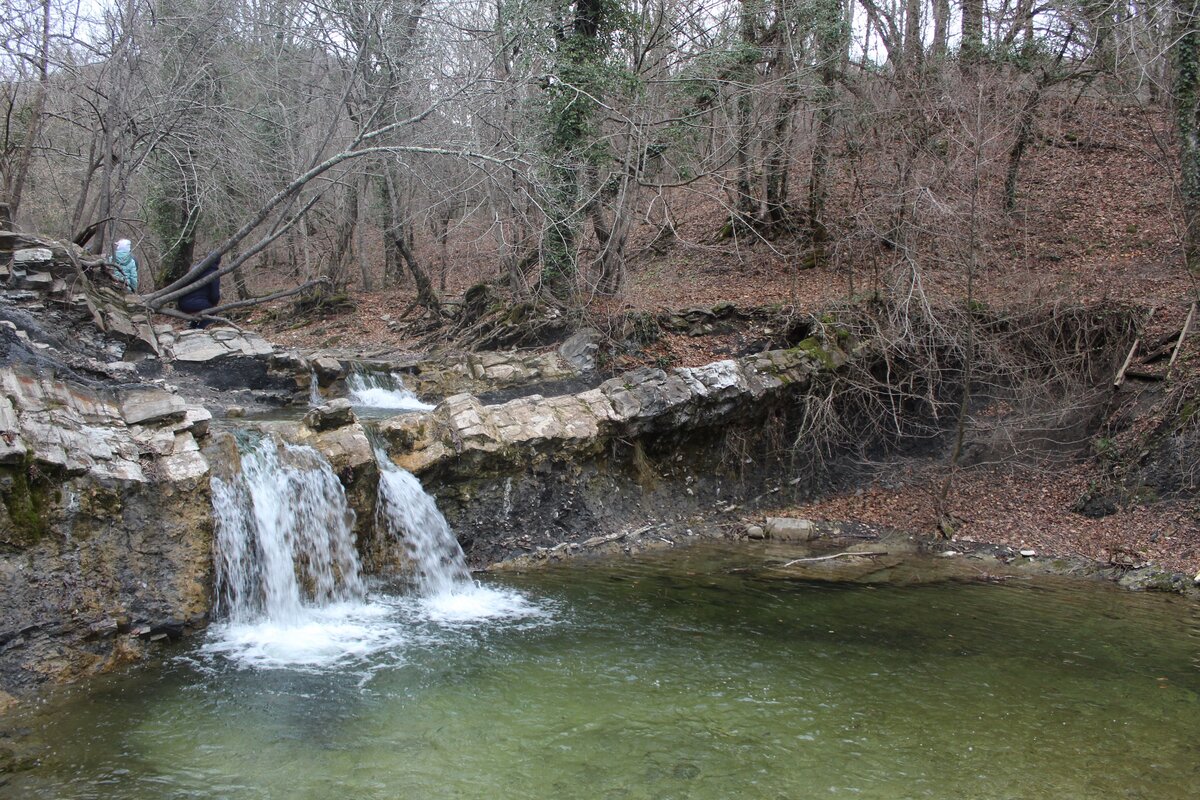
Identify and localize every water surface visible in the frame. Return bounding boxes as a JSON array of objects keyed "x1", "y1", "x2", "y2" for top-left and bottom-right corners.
[{"x1": 5, "y1": 545, "x2": 1198, "y2": 799}]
